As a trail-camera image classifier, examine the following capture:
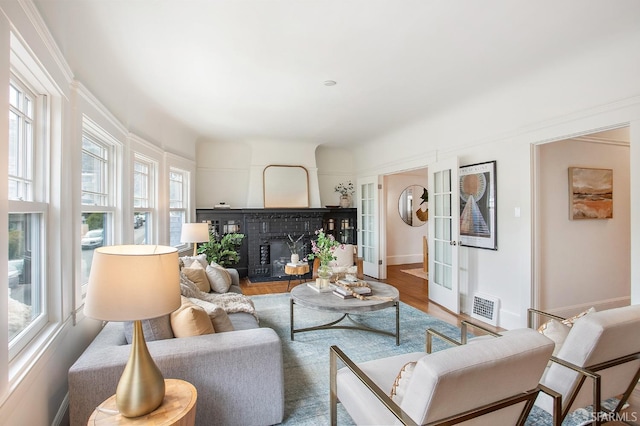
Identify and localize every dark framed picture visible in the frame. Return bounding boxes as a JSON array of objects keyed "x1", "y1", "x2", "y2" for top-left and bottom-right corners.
[{"x1": 459, "y1": 161, "x2": 497, "y2": 250}]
